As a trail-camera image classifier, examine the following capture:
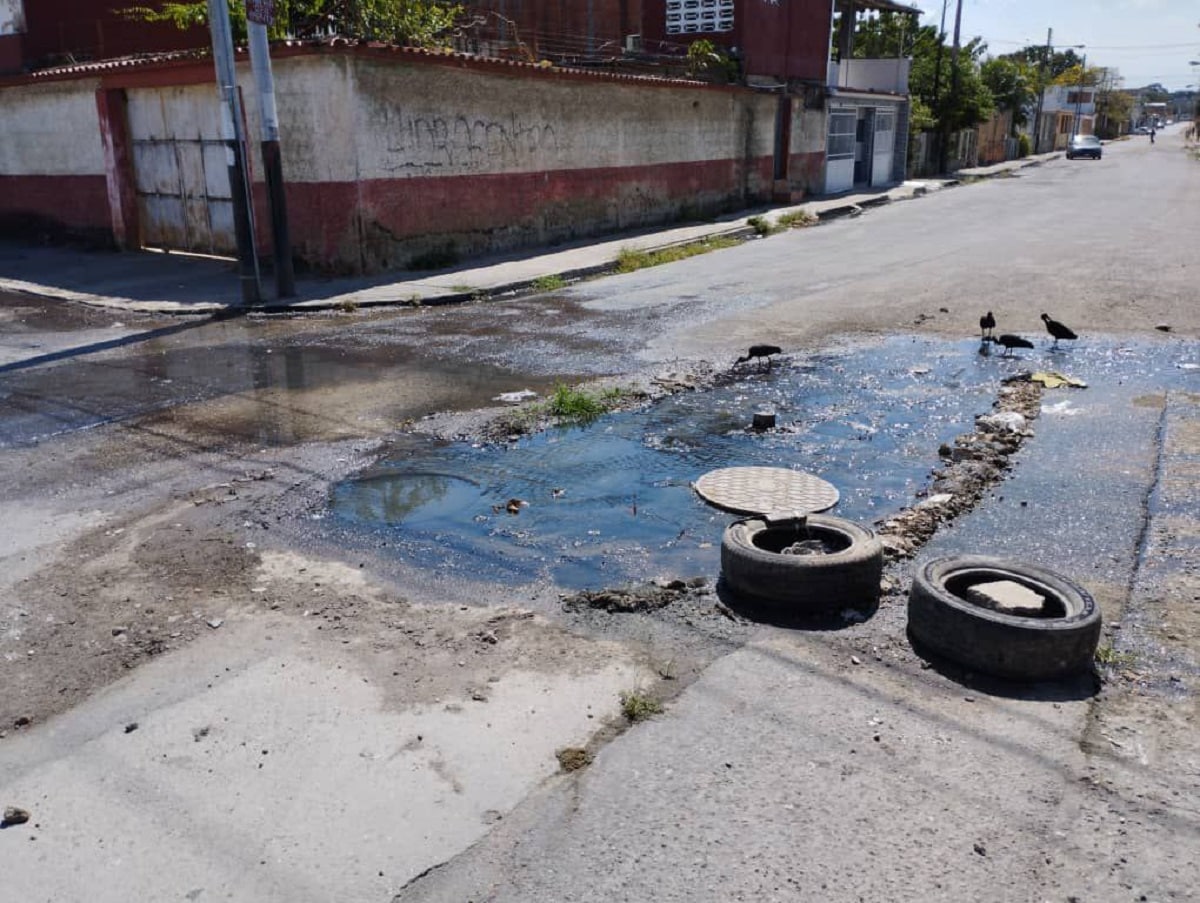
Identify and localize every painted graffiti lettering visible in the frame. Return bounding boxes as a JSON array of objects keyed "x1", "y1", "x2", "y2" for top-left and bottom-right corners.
[{"x1": 385, "y1": 111, "x2": 561, "y2": 172}]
